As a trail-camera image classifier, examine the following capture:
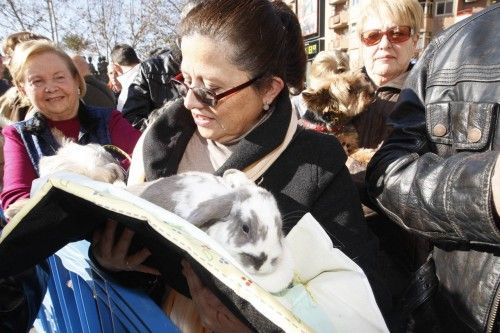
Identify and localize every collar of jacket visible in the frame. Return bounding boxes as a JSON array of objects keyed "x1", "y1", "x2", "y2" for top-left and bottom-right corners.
[
  {"x1": 142, "y1": 90, "x2": 293, "y2": 180},
  {"x1": 362, "y1": 64, "x2": 413, "y2": 91},
  {"x1": 380, "y1": 70, "x2": 411, "y2": 91}
]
